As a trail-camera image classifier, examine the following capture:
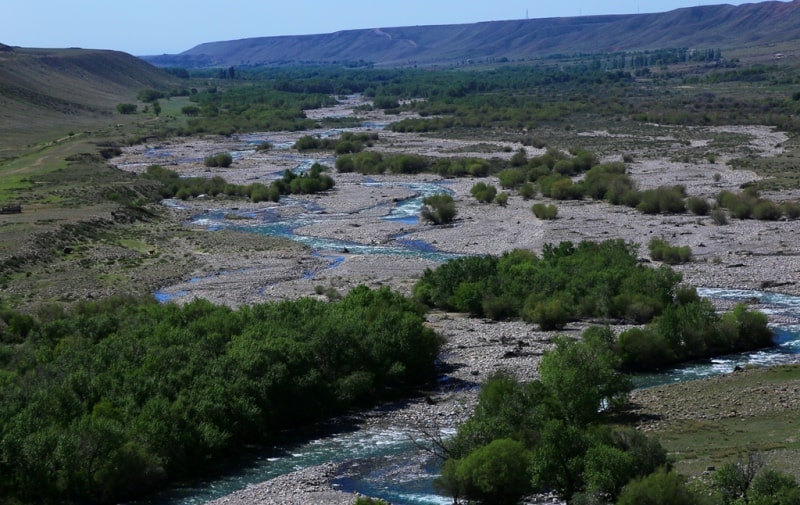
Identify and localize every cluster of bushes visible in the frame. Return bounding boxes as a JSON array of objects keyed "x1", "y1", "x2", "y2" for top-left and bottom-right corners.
[
  {"x1": 716, "y1": 188, "x2": 800, "y2": 221},
  {"x1": 437, "y1": 332, "x2": 667, "y2": 504},
  {"x1": 648, "y1": 237, "x2": 692, "y2": 264},
  {"x1": 414, "y1": 240, "x2": 681, "y2": 326},
  {"x1": 438, "y1": 335, "x2": 797, "y2": 505},
  {"x1": 294, "y1": 132, "x2": 378, "y2": 154},
  {"x1": 470, "y1": 182, "x2": 498, "y2": 203},
  {"x1": 336, "y1": 151, "x2": 430, "y2": 175},
  {"x1": 0, "y1": 287, "x2": 441, "y2": 504},
  {"x1": 142, "y1": 163, "x2": 334, "y2": 203},
  {"x1": 203, "y1": 152, "x2": 233, "y2": 168},
  {"x1": 467, "y1": 182, "x2": 510, "y2": 205},
  {"x1": 175, "y1": 84, "x2": 339, "y2": 136},
  {"x1": 618, "y1": 290, "x2": 772, "y2": 370},
  {"x1": 413, "y1": 240, "x2": 772, "y2": 365}
]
